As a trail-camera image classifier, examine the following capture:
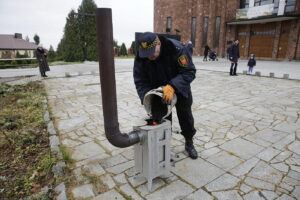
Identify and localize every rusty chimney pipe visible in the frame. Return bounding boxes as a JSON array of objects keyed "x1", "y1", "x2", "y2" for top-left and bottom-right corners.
[{"x1": 95, "y1": 8, "x2": 140, "y2": 148}]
